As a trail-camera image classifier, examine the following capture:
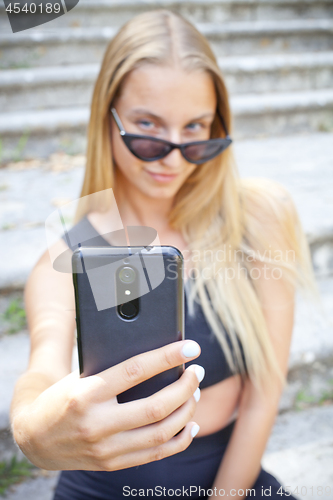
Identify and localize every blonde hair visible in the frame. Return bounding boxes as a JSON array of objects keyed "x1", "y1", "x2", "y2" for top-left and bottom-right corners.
[{"x1": 75, "y1": 9, "x2": 320, "y2": 392}]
